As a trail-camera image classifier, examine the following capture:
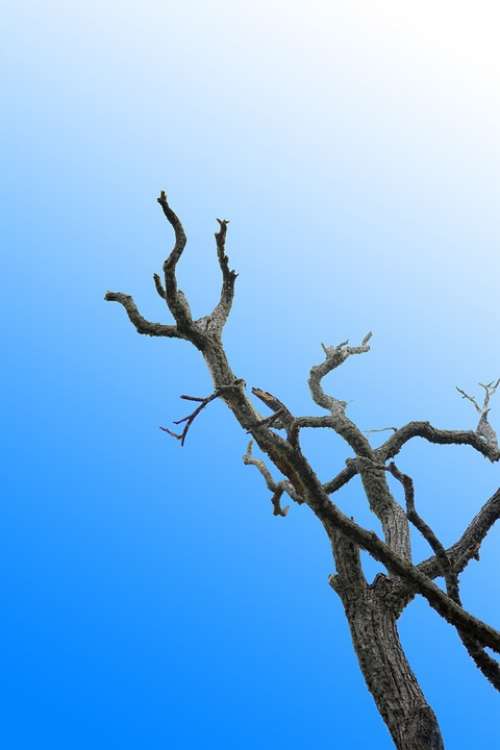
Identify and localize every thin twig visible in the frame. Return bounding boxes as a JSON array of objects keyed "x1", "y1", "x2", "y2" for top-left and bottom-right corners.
[{"x1": 160, "y1": 392, "x2": 220, "y2": 446}]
